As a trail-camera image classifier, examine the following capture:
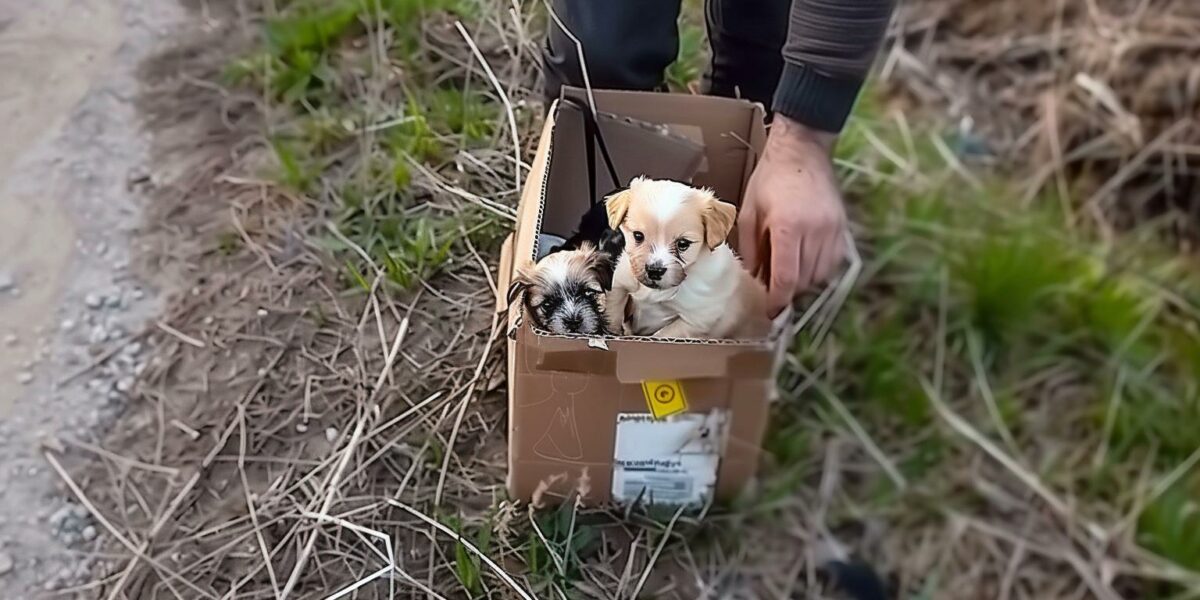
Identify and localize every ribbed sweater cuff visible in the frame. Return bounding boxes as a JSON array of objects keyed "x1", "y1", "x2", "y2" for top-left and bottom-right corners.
[{"x1": 771, "y1": 63, "x2": 863, "y2": 133}]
